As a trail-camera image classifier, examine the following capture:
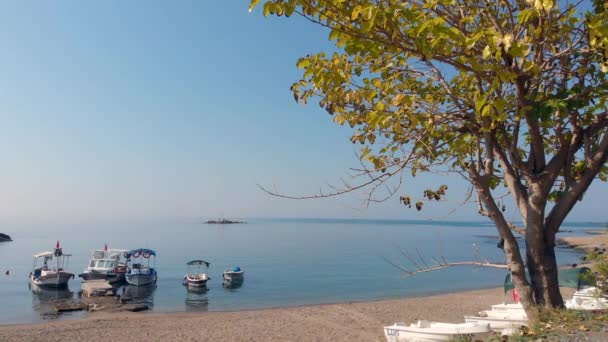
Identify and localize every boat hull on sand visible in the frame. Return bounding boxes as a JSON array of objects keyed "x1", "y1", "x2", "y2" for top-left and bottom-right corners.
[
  {"x1": 384, "y1": 321, "x2": 491, "y2": 341},
  {"x1": 565, "y1": 287, "x2": 608, "y2": 310},
  {"x1": 464, "y1": 315, "x2": 527, "y2": 331}
]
